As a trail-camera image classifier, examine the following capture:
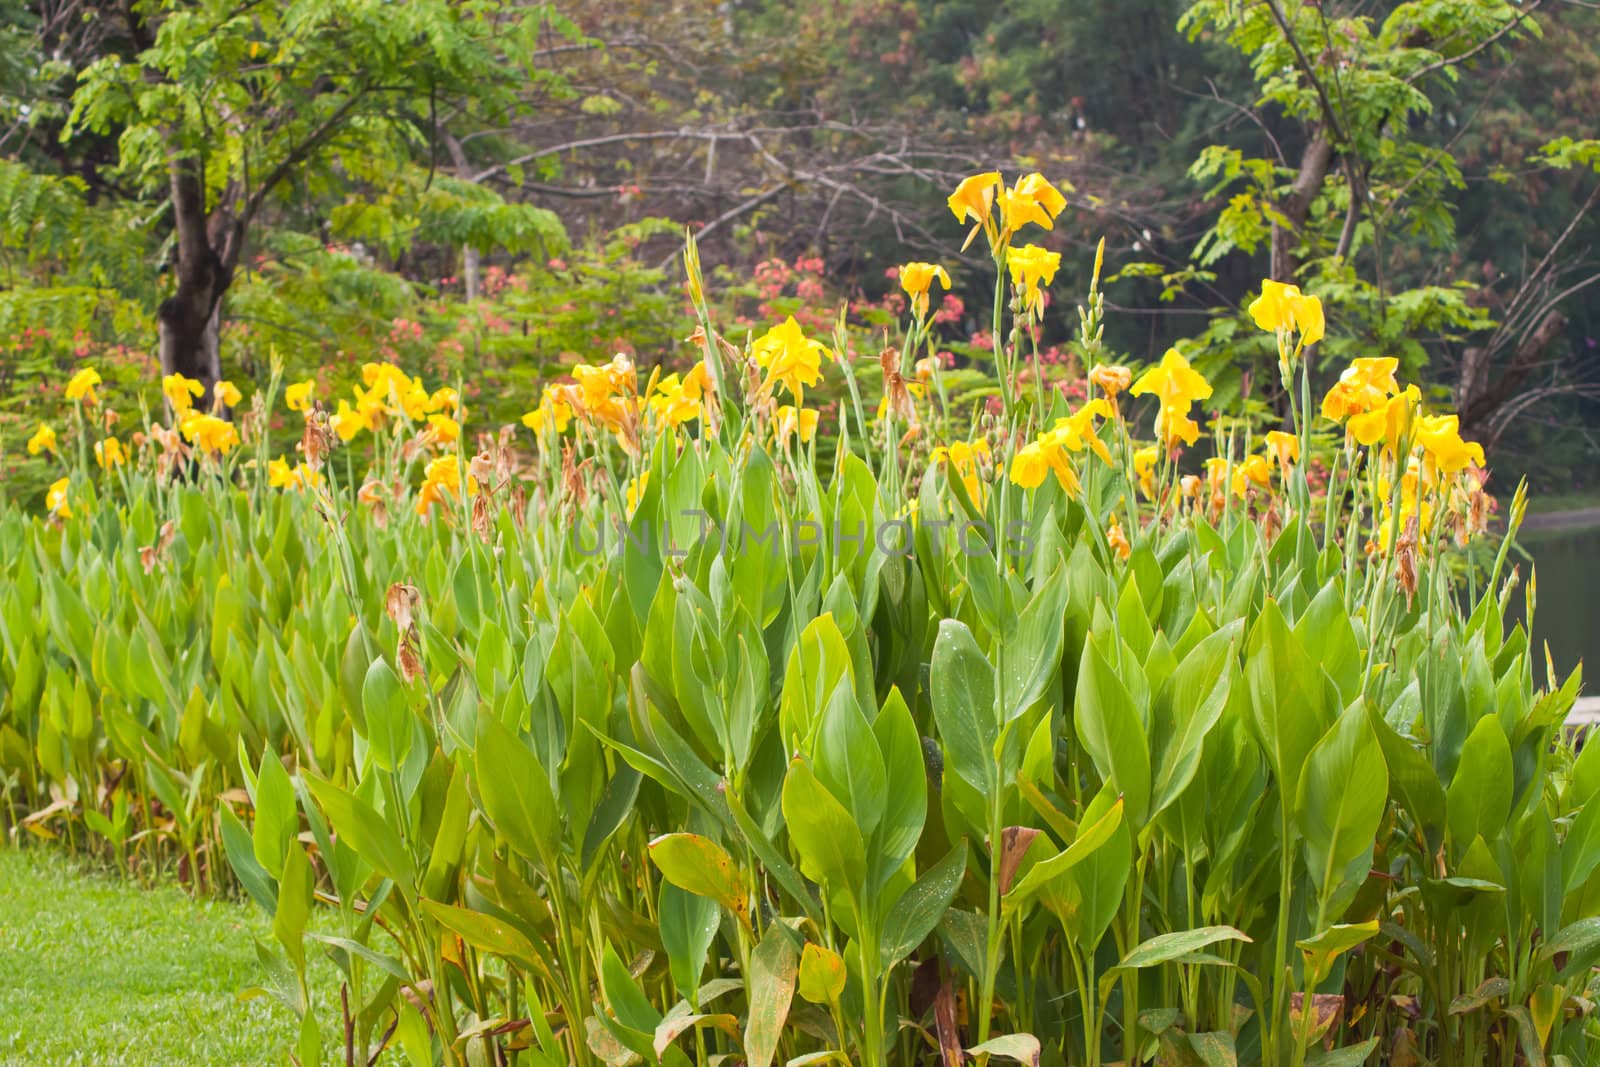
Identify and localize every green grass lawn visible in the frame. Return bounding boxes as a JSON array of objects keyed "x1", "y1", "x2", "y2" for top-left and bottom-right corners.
[{"x1": 0, "y1": 846, "x2": 301, "y2": 1066}]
